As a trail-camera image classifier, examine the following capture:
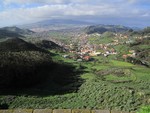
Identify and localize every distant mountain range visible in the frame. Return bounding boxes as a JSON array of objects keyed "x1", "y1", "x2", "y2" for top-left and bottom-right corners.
[
  {"x1": 0, "y1": 19, "x2": 143, "y2": 34},
  {"x1": 21, "y1": 19, "x2": 93, "y2": 27},
  {"x1": 36, "y1": 19, "x2": 93, "y2": 25},
  {"x1": 18, "y1": 19, "x2": 142, "y2": 33},
  {"x1": 18, "y1": 19, "x2": 93, "y2": 32},
  {"x1": 85, "y1": 25, "x2": 133, "y2": 34}
]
